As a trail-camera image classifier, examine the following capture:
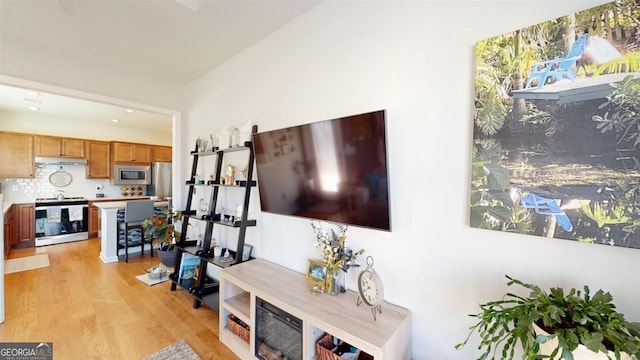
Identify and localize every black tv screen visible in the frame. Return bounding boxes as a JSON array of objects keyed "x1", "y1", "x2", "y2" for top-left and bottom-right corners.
[{"x1": 252, "y1": 110, "x2": 391, "y2": 231}]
